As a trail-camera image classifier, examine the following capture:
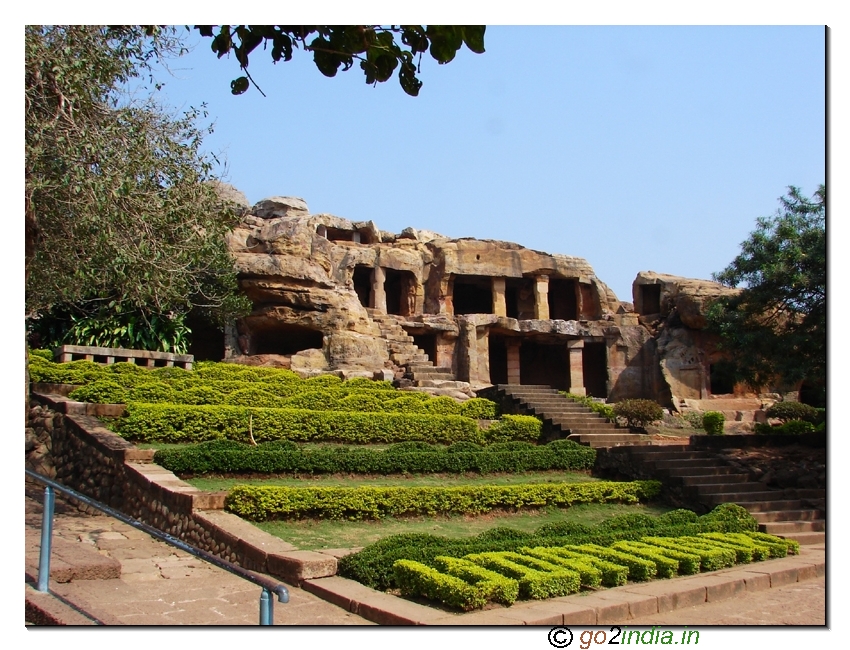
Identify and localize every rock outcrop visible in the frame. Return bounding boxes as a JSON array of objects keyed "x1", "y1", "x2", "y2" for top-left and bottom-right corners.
[{"x1": 214, "y1": 193, "x2": 767, "y2": 408}]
